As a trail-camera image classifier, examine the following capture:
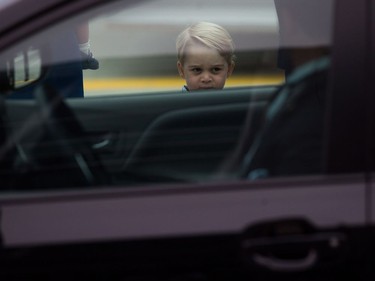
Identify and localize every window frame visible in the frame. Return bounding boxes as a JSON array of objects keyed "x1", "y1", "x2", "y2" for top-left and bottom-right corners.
[
  {"x1": 0, "y1": 0, "x2": 371, "y2": 181},
  {"x1": 324, "y1": 0, "x2": 371, "y2": 175}
]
